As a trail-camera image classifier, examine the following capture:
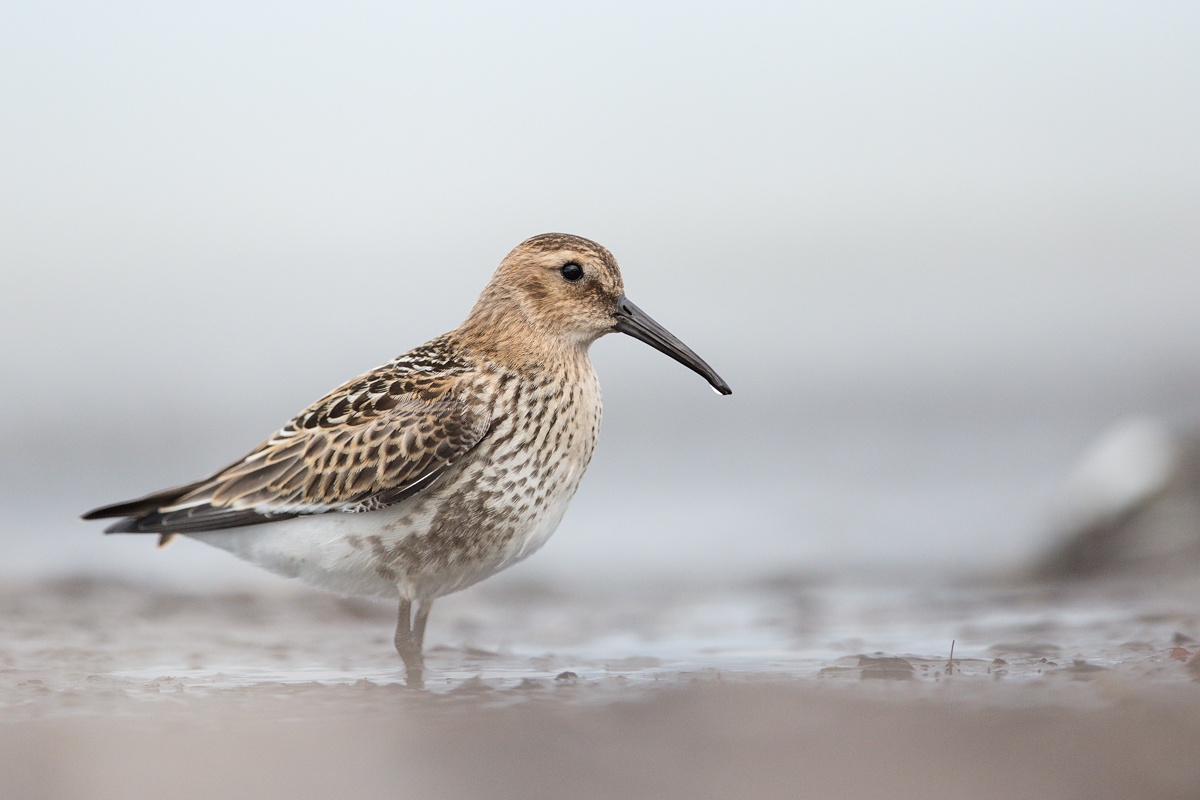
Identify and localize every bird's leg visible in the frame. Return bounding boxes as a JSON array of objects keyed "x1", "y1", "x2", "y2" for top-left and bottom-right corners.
[
  {"x1": 413, "y1": 599, "x2": 432, "y2": 652},
  {"x1": 394, "y1": 597, "x2": 425, "y2": 688}
]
